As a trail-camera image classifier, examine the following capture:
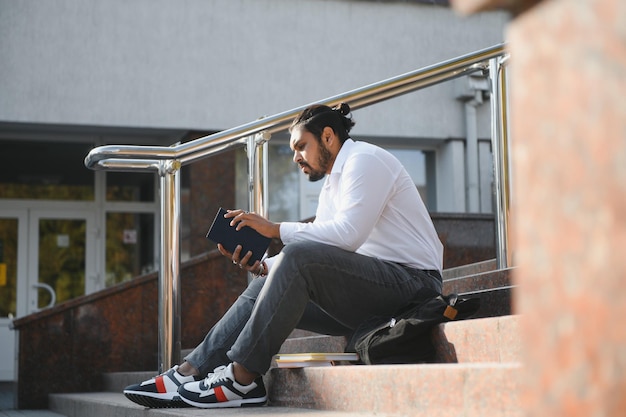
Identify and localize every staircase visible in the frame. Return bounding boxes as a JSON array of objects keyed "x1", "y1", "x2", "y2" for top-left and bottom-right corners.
[{"x1": 46, "y1": 260, "x2": 521, "y2": 417}]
